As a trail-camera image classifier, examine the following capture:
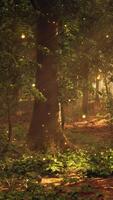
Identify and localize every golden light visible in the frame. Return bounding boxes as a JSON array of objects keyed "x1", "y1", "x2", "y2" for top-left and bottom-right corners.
[
  {"x1": 56, "y1": 31, "x2": 58, "y2": 36},
  {"x1": 21, "y1": 33, "x2": 26, "y2": 39},
  {"x1": 97, "y1": 74, "x2": 101, "y2": 80},
  {"x1": 92, "y1": 83, "x2": 96, "y2": 89},
  {"x1": 82, "y1": 114, "x2": 86, "y2": 119},
  {"x1": 99, "y1": 69, "x2": 102, "y2": 72},
  {"x1": 106, "y1": 35, "x2": 109, "y2": 38},
  {"x1": 32, "y1": 83, "x2": 35, "y2": 87},
  {"x1": 19, "y1": 98, "x2": 23, "y2": 102}
]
